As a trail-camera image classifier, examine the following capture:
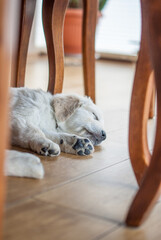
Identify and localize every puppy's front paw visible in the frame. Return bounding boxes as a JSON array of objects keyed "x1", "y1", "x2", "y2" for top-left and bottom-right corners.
[
  {"x1": 39, "y1": 142, "x2": 60, "y2": 157},
  {"x1": 73, "y1": 138, "x2": 94, "y2": 156}
]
